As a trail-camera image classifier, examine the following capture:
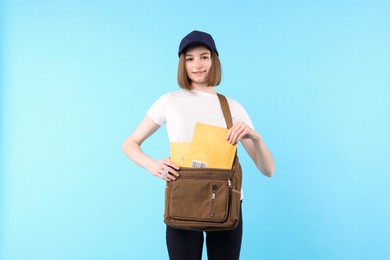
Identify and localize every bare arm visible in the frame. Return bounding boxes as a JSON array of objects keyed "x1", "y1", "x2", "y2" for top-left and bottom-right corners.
[
  {"x1": 227, "y1": 122, "x2": 275, "y2": 177},
  {"x1": 122, "y1": 116, "x2": 179, "y2": 181}
]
